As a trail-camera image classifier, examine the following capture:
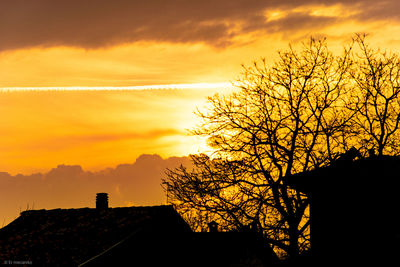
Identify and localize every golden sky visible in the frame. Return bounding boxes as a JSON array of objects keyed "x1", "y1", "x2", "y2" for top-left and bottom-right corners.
[
  {"x1": 0, "y1": 88, "x2": 223, "y2": 175},
  {"x1": 2, "y1": 0, "x2": 400, "y2": 223}
]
